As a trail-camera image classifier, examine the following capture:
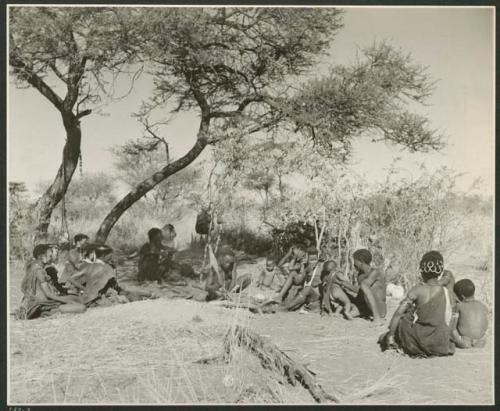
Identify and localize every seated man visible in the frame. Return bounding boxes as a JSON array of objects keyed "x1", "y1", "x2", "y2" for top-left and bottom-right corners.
[
  {"x1": 256, "y1": 256, "x2": 285, "y2": 291},
  {"x1": 59, "y1": 233, "x2": 90, "y2": 290},
  {"x1": 451, "y1": 279, "x2": 488, "y2": 348},
  {"x1": 332, "y1": 249, "x2": 387, "y2": 323},
  {"x1": 378, "y1": 251, "x2": 455, "y2": 357},
  {"x1": 205, "y1": 246, "x2": 251, "y2": 301},
  {"x1": 18, "y1": 244, "x2": 86, "y2": 320}
]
